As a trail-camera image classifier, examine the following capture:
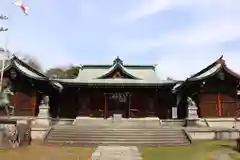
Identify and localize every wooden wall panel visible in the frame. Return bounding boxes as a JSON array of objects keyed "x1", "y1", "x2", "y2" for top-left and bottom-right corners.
[
  {"x1": 199, "y1": 93, "x2": 218, "y2": 117},
  {"x1": 222, "y1": 102, "x2": 237, "y2": 117},
  {"x1": 12, "y1": 92, "x2": 33, "y2": 116},
  {"x1": 199, "y1": 92, "x2": 238, "y2": 117},
  {"x1": 199, "y1": 102, "x2": 218, "y2": 117},
  {"x1": 130, "y1": 93, "x2": 148, "y2": 117}
]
